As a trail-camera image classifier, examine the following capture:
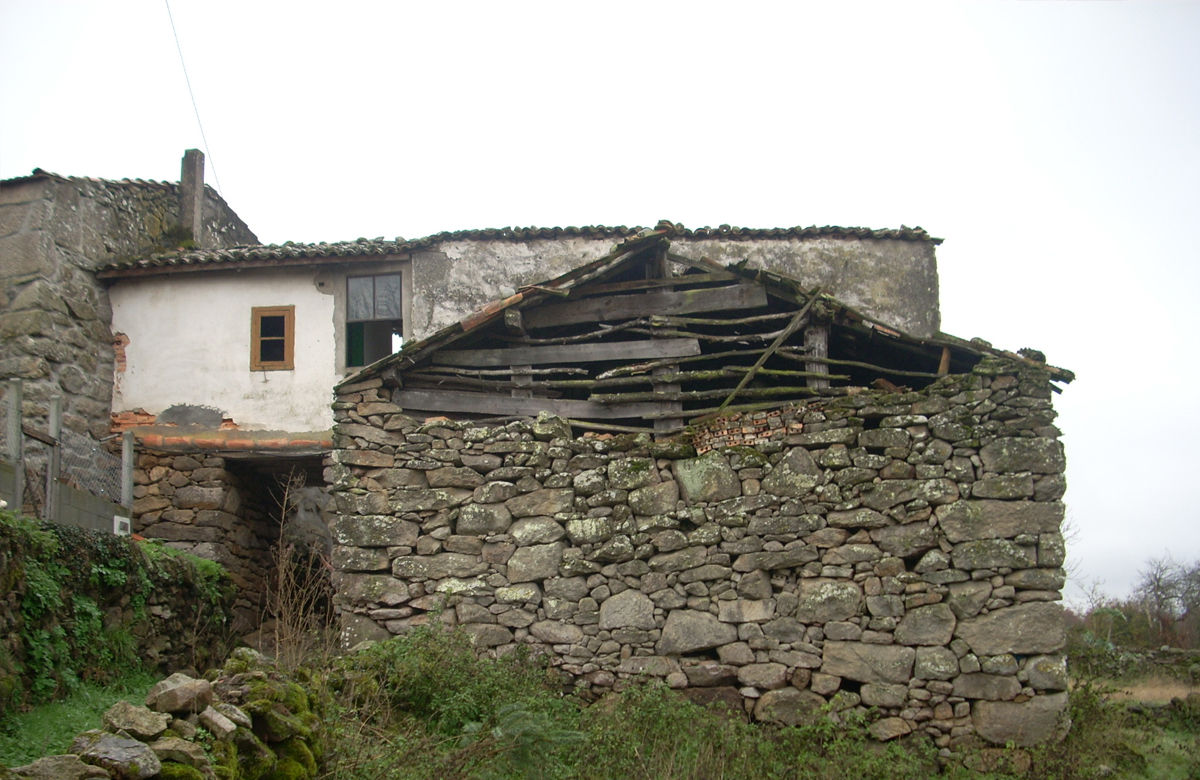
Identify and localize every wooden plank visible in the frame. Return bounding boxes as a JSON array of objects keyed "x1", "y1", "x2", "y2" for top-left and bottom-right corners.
[
  {"x1": 512, "y1": 365, "x2": 533, "y2": 399},
  {"x1": 575, "y1": 271, "x2": 734, "y2": 297},
  {"x1": 434, "y1": 338, "x2": 700, "y2": 367},
  {"x1": 394, "y1": 389, "x2": 675, "y2": 420},
  {"x1": 717, "y1": 291, "x2": 820, "y2": 411},
  {"x1": 804, "y1": 324, "x2": 830, "y2": 389},
  {"x1": 524, "y1": 284, "x2": 767, "y2": 328}
]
